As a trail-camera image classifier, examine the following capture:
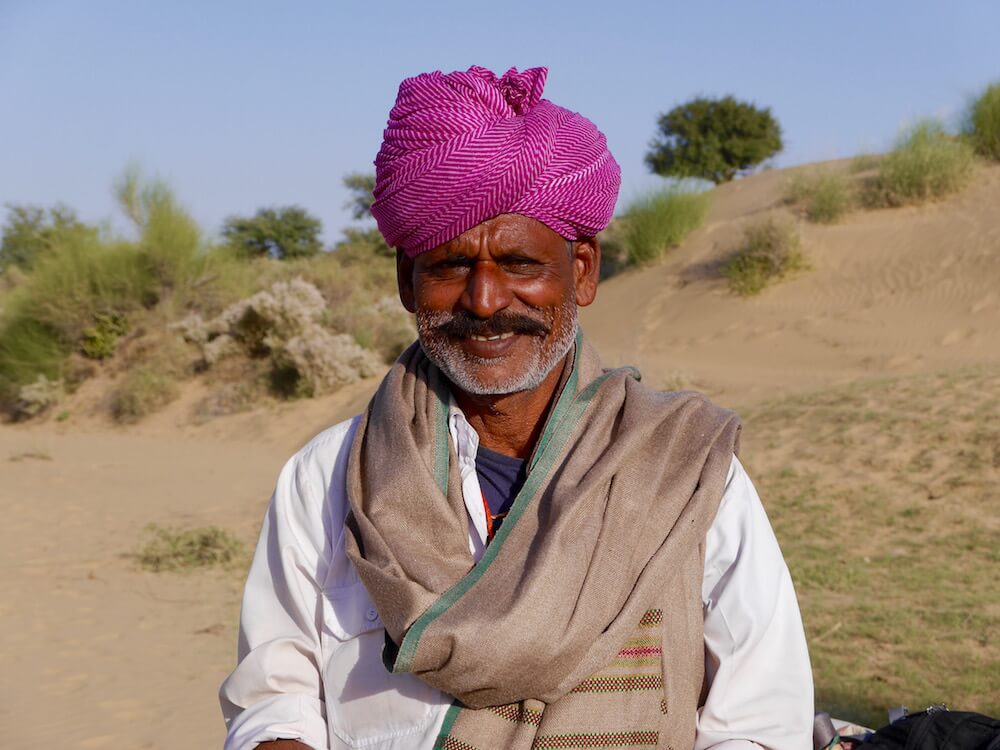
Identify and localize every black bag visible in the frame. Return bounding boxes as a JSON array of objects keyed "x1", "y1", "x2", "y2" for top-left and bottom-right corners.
[{"x1": 862, "y1": 708, "x2": 1000, "y2": 750}]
